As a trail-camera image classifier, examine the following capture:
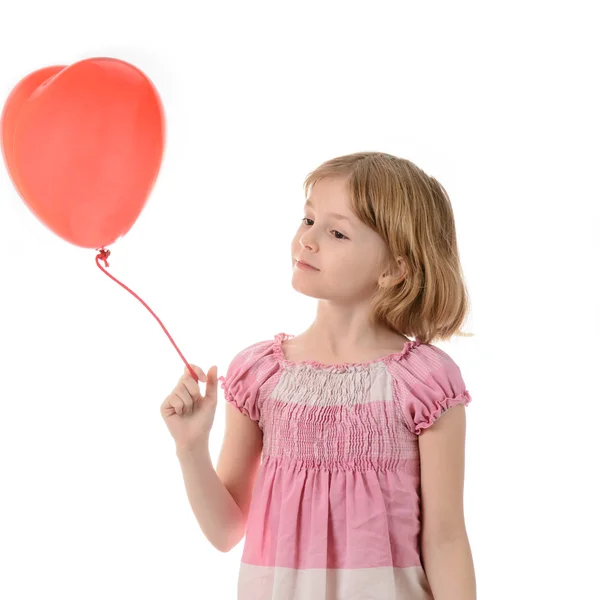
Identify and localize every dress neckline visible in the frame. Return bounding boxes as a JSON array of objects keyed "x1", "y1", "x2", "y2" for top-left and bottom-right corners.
[{"x1": 272, "y1": 332, "x2": 423, "y2": 372}]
